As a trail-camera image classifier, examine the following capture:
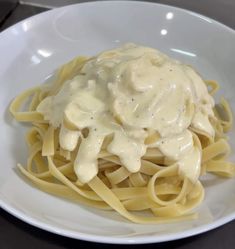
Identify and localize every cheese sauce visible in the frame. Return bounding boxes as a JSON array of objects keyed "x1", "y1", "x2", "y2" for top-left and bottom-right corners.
[{"x1": 37, "y1": 44, "x2": 215, "y2": 183}]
